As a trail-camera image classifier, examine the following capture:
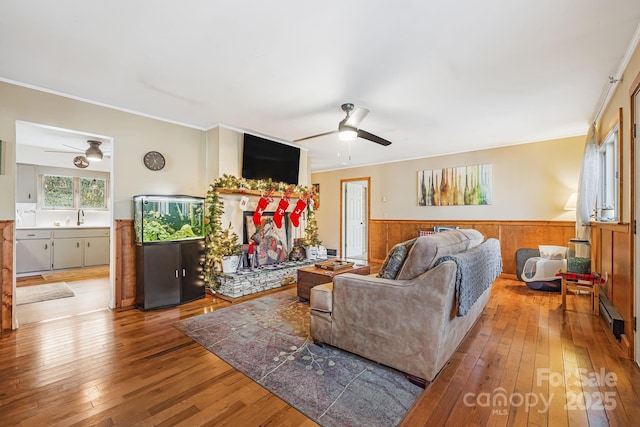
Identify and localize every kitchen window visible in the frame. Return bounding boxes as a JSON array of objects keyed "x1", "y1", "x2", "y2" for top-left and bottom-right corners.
[{"x1": 42, "y1": 174, "x2": 108, "y2": 210}]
